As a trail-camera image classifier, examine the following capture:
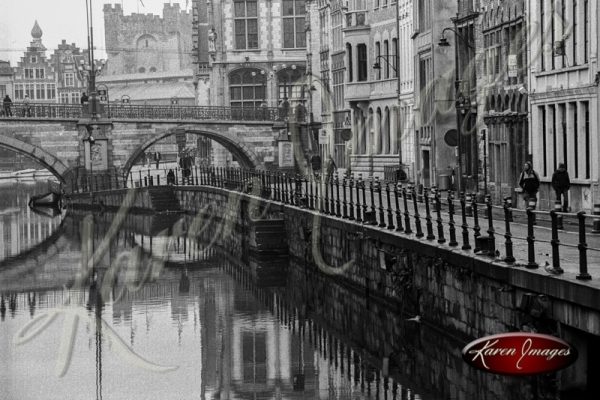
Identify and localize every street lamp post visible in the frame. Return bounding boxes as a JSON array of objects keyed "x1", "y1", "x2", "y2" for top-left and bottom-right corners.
[
  {"x1": 85, "y1": 127, "x2": 96, "y2": 200},
  {"x1": 438, "y1": 27, "x2": 475, "y2": 194}
]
